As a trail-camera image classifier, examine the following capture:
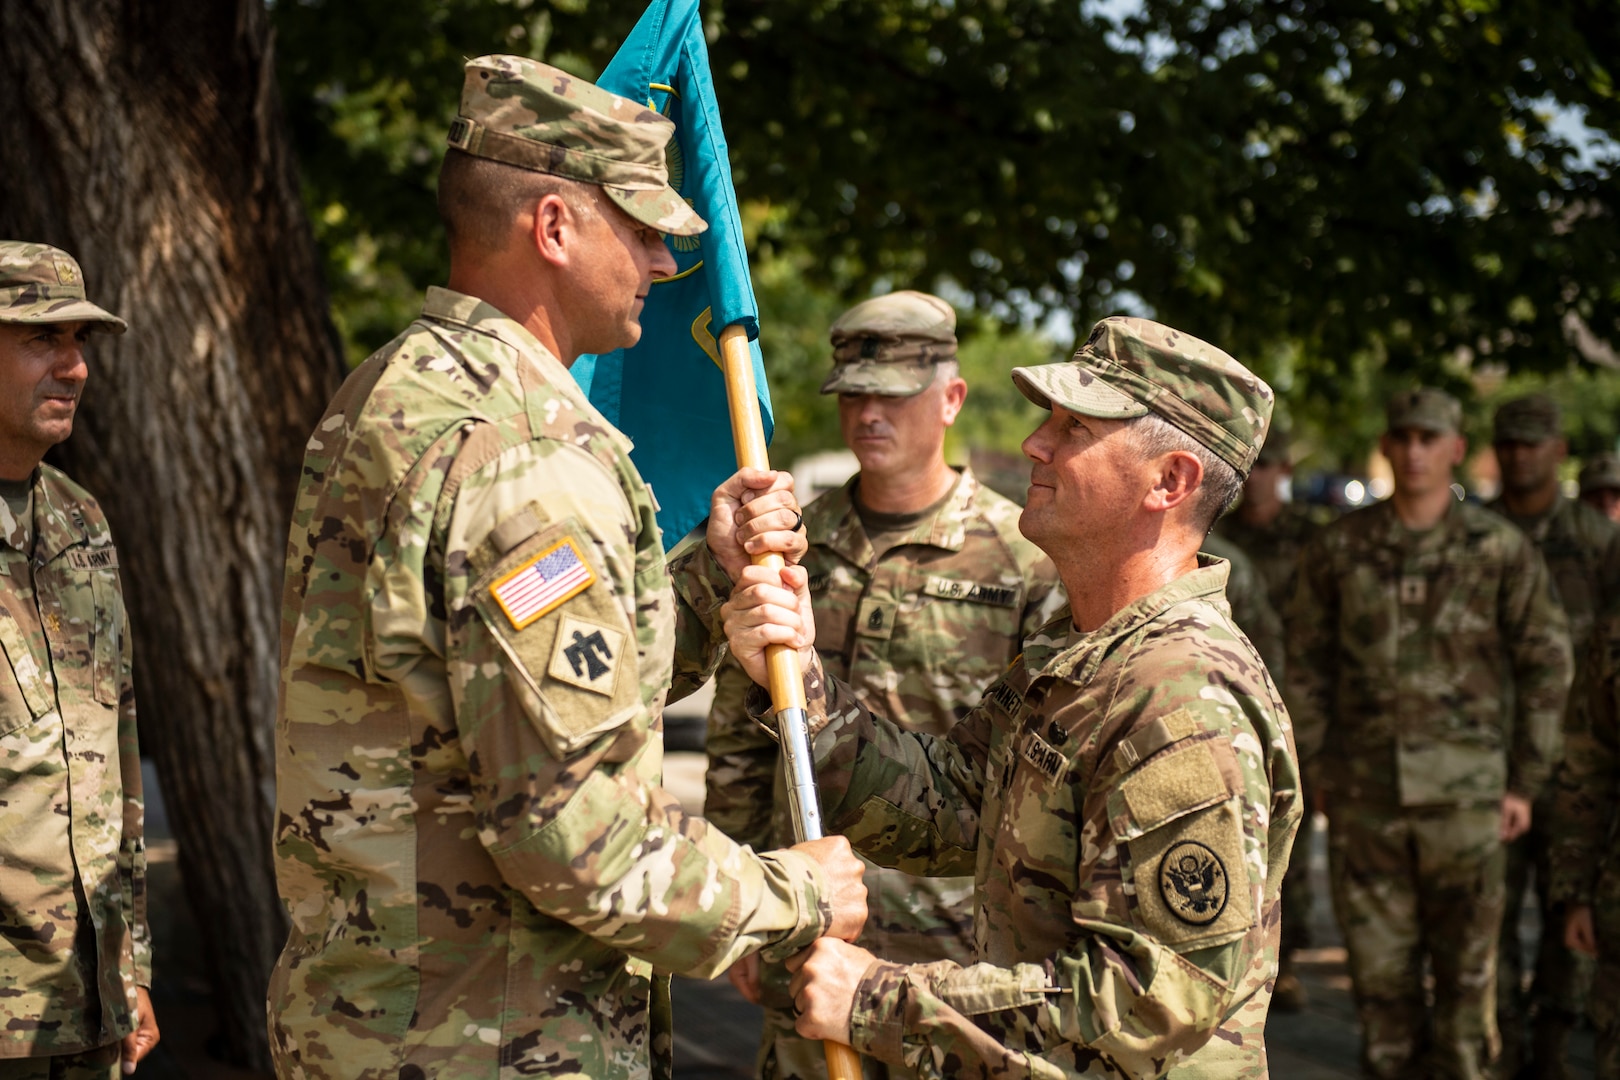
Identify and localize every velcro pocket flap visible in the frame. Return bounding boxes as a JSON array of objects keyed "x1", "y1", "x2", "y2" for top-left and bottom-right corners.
[{"x1": 470, "y1": 514, "x2": 641, "y2": 759}]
